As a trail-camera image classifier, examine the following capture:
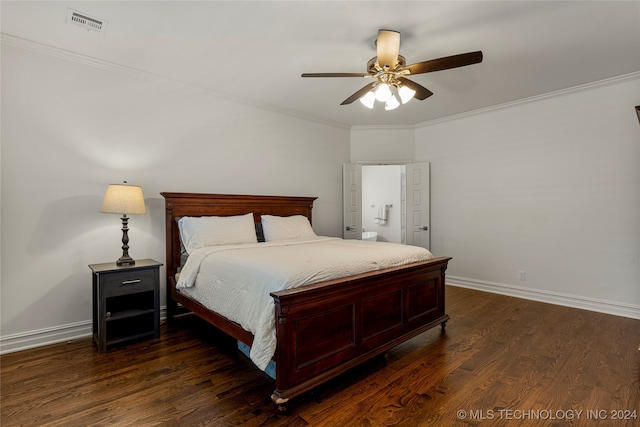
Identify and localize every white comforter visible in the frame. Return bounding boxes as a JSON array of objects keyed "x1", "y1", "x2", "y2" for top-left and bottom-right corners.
[{"x1": 176, "y1": 236, "x2": 433, "y2": 370}]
